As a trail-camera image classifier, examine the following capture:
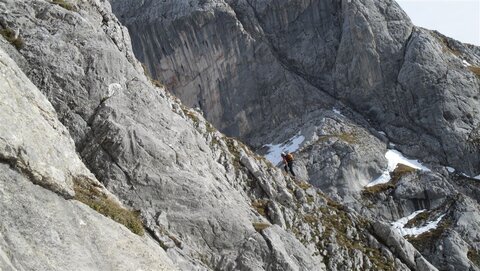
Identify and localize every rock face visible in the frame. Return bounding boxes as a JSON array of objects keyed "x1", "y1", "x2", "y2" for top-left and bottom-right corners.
[
  {"x1": 111, "y1": 0, "x2": 480, "y2": 176},
  {"x1": 0, "y1": 45, "x2": 176, "y2": 270},
  {"x1": 1, "y1": 0, "x2": 480, "y2": 271}
]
